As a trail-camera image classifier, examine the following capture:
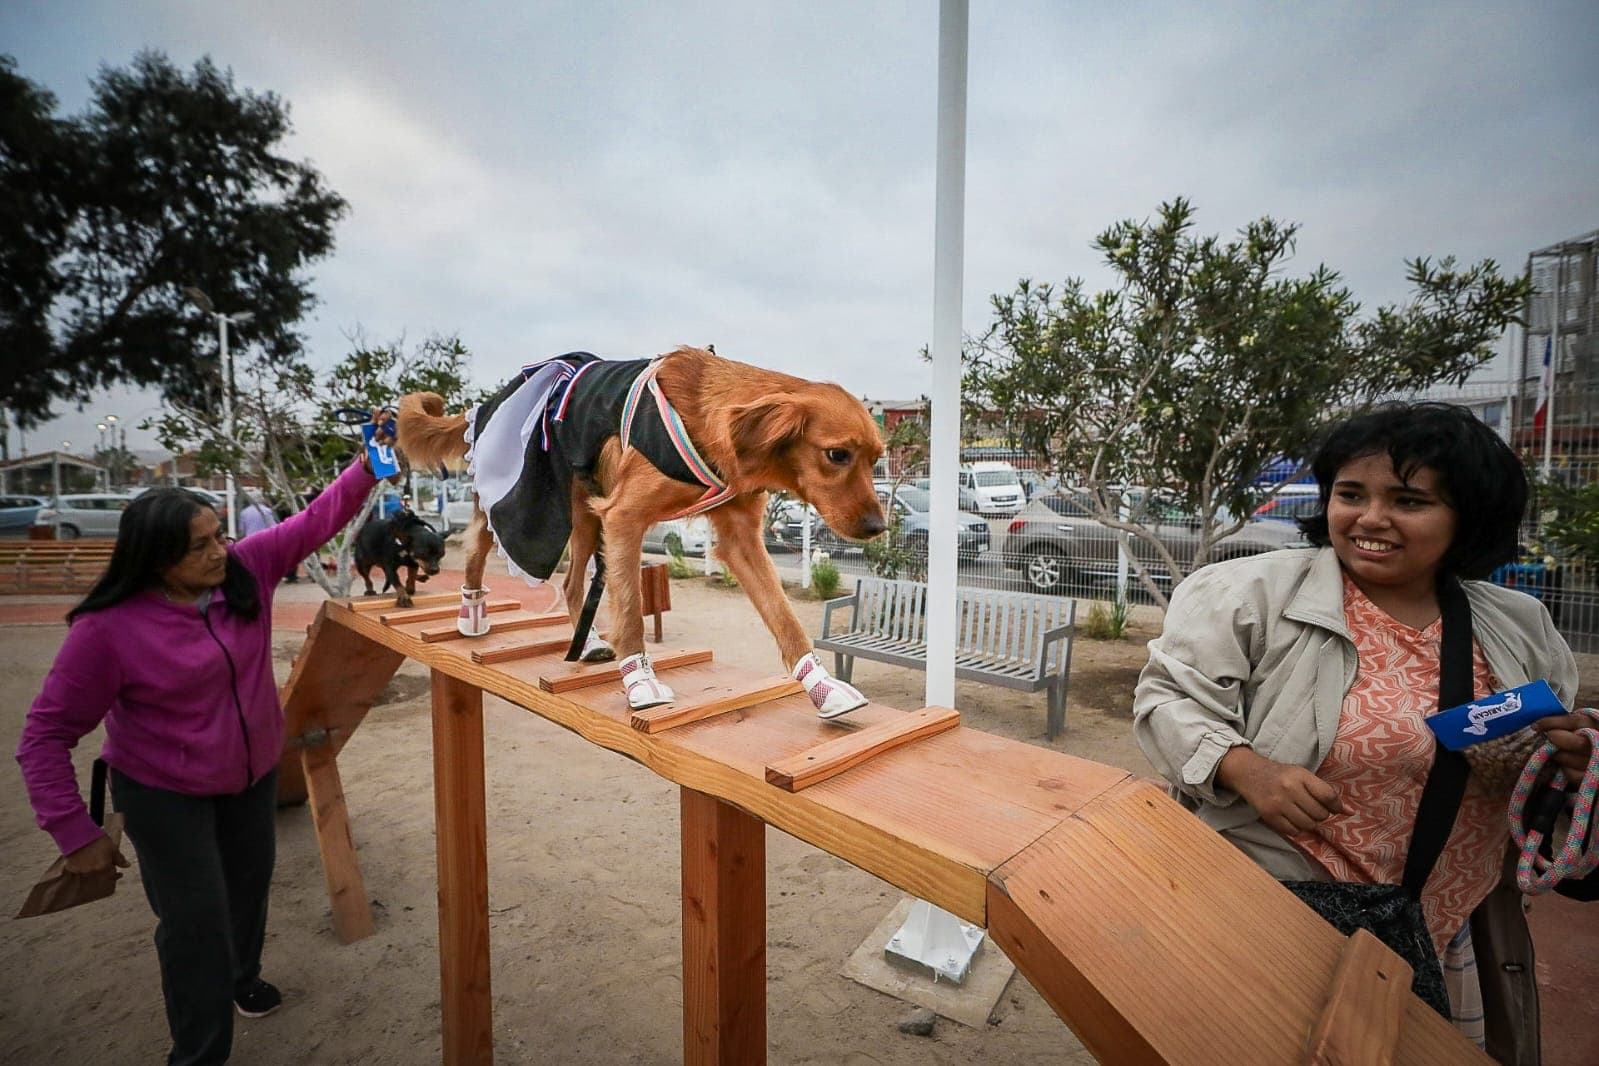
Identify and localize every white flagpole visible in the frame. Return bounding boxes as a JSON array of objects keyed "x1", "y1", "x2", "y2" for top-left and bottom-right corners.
[
  {"x1": 925, "y1": 0, "x2": 967, "y2": 710},
  {"x1": 1542, "y1": 252, "x2": 1563, "y2": 478}
]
